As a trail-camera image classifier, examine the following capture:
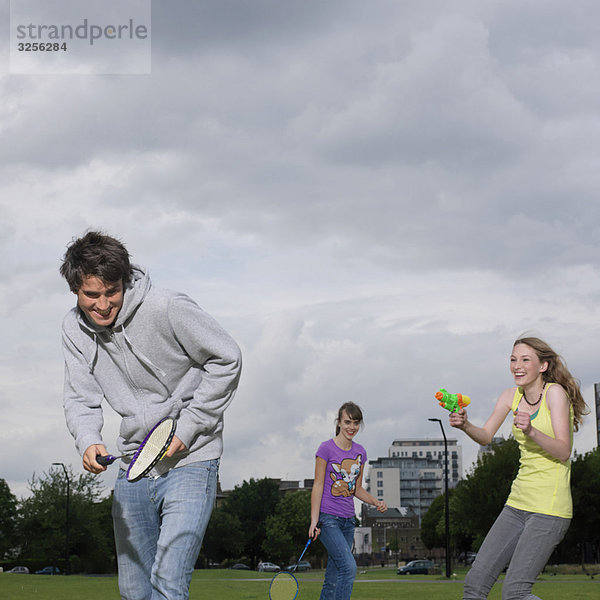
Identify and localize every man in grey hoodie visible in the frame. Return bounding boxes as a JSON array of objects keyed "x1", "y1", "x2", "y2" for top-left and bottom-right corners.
[{"x1": 59, "y1": 230, "x2": 242, "y2": 600}]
